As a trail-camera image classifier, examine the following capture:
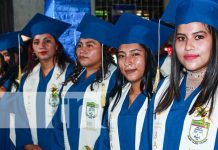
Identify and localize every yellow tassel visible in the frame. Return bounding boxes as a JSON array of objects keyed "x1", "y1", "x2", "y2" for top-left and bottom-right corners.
[
  {"x1": 101, "y1": 83, "x2": 106, "y2": 107},
  {"x1": 17, "y1": 65, "x2": 22, "y2": 84},
  {"x1": 83, "y1": 145, "x2": 92, "y2": 150},
  {"x1": 152, "y1": 67, "x2": 160, "y2": 93}
]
